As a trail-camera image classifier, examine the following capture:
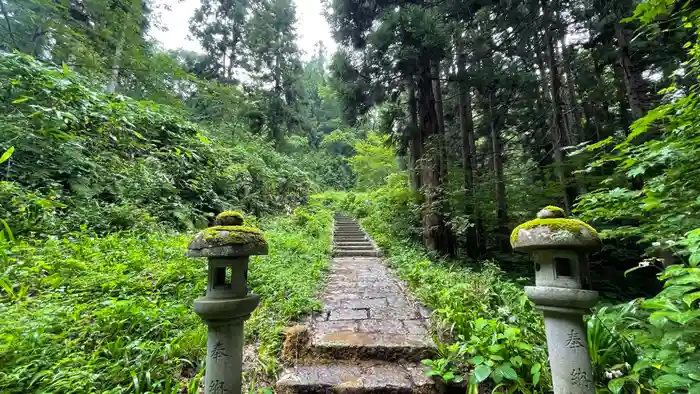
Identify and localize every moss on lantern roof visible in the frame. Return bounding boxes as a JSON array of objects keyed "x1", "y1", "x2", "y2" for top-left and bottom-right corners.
[
  {"x1": 215, "y1": 211, "x2": 245, "y2": 226},
  {"x1": 510, "y1": 218, "x2": 599, "y2": 246},
  {"x1": 542, "y1": 205, "x2": 566, "y2": 216},
  {"x1": 200, "y1": 225, "x2": 266, "y2": 246}
]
